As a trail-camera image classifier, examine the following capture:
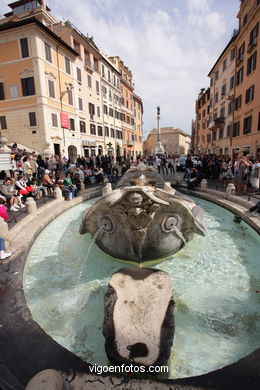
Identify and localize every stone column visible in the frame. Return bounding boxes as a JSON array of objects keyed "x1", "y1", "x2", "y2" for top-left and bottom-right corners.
[
  {"x1": 80, "y1": 181, "x2": 85, "y2": 192},
  {"x1": 200, "y1": 179, "x2": 208, "y2": 191},
  {"x1": 25, "y1": 197, "x2": 37, "y2": 214},
  {"x1": 54, "y1": 186, "x2": 63, "y2": 200},
  {"x1": 226, "y1": 183, "x2": 235, "y2": 200},
  {"x1": 102, "y1": 183, "x2": 112, "y2": 197}
]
